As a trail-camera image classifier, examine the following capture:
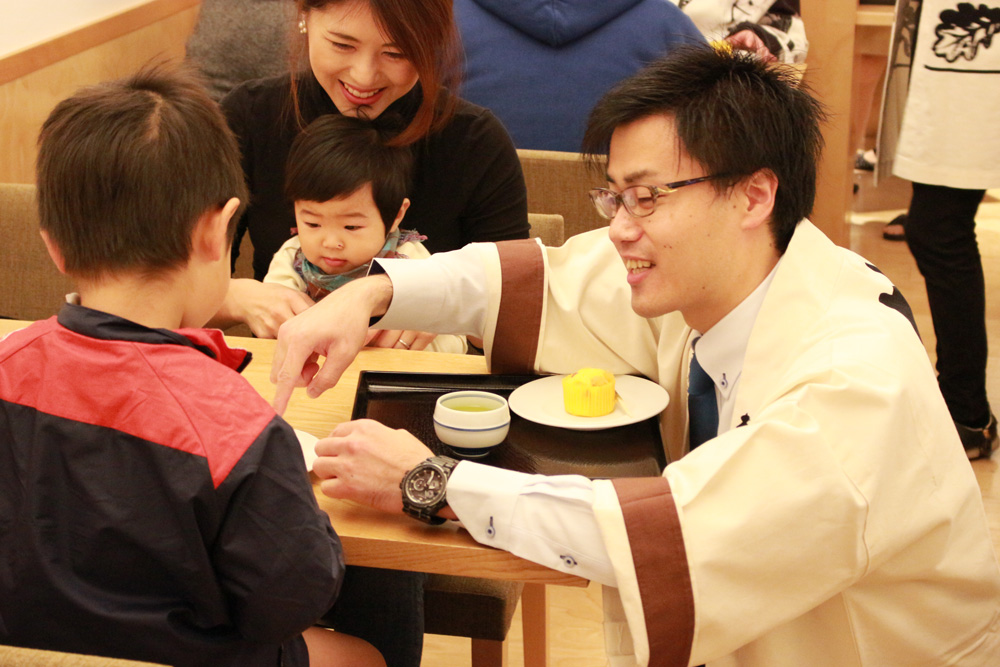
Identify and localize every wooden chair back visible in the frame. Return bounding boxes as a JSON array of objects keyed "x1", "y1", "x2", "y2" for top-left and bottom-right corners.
[
  {"x1": 517, "y1": 149, "x2": 606, "y2": 240},
  {"x1": 0, "y1": 183, "x2": 73, "y2": 320},
  {"x1": 527, "y1": 212, "x2": 565, "y2": 247}
]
